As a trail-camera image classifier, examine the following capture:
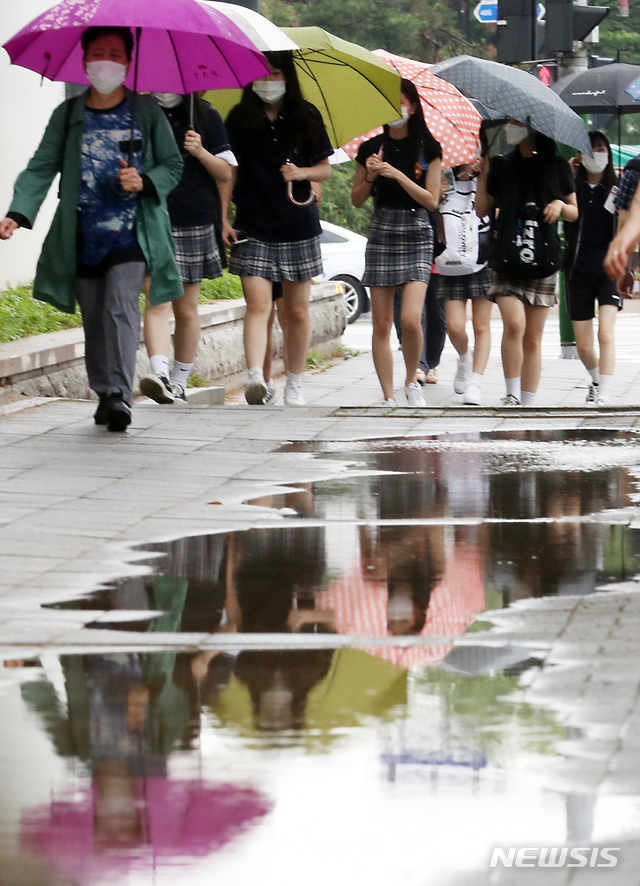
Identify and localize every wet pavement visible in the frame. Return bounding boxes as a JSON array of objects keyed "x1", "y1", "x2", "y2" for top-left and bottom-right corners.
[{"x1": 3, "y1": 317, "x2": 640, "y2": 884}]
